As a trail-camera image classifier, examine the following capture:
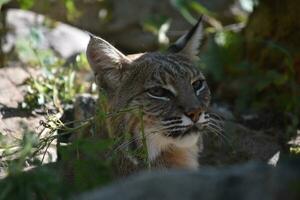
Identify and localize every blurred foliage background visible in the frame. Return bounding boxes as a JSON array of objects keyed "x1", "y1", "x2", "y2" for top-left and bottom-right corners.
[{"x1": 0, "y1": 0, "x2": 299, "y2": 199}]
